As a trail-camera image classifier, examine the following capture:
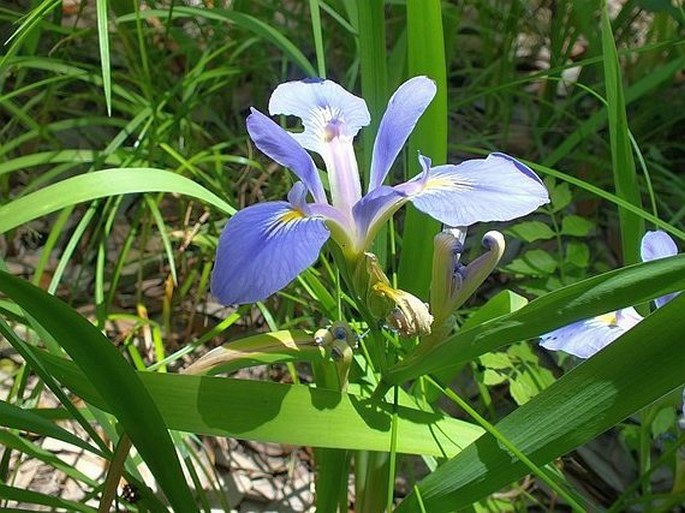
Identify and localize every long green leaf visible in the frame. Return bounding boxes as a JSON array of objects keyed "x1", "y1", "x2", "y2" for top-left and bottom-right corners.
[
  {"x1": 0, "y1": 484, "x2": 96, "y2": 513},
  {"x1": 183, "y1": 330, "x2": 323, "y2": 375},
  {"x1": 36, "y1": 350, "x2": 484, "y2": 457},
  {"x1": 0, "y1": 399, "x2": 101, "y2": 455},
  {"x1": 357, "y1": 0, "x2": 389, "y2": 265},
  {"x1": 398, "y1": 0, "x2": 448, "y2": 298},
  {"x1": 0, "y1": 272, "x2": 197, "y2": 511},
  {"x1": 357, "y1": 0, "x2": 387, "y2": 174},
  {"x1": 0, "y1": 168, "x2": 235, "y2": 234},
  {"x1": 0, "y1": 0, "x2": 62, "y2": 73},
  {"x1": 95, "y1": 0, "x2": 112, "y2": 115},
  {"x1": 0, "y1": 150, "x2": 123, "y2": 178},
  {"x1": 309, "y1": 0, "x2": 326, "y2": 77},
  {"x1": 384, "y1": 254, "x2": 685, "y2": 386},
  {"x1": 601, "y1": 2, "x2": 643, "y2": 264},
  {"x1": 0, "y1": 430, "x2": 99, "y2": 487},
  {"x1": 396, "y1": 293, "x2": 685, "y2": 512}
]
